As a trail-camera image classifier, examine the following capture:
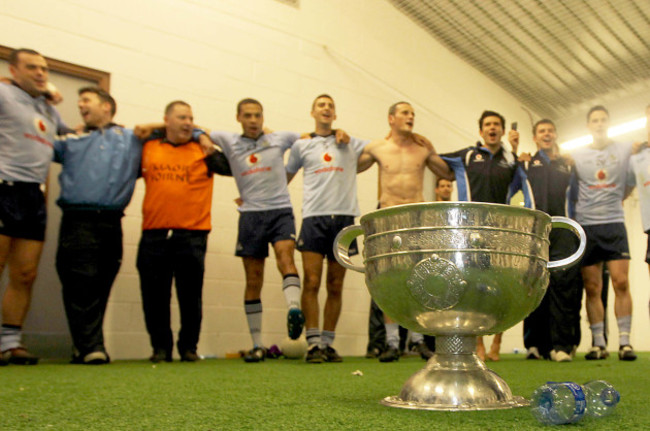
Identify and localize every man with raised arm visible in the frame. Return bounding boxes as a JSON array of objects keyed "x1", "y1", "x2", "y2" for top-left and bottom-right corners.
[
  {"x1": 0, "y1": 48, "x2": 66, "y2": 365},
  {"x1": 209, "y1": 99, "x2": 321, "y2": 362},
  {"x1": 440, "y1": 110, "x2": 528, "y2": 361},
  {"x1": 357, "y1": 101, "x2": 452, "y2": 362}
]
